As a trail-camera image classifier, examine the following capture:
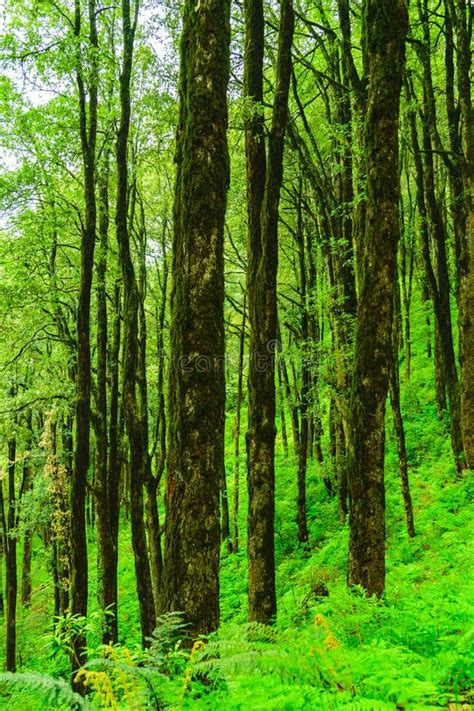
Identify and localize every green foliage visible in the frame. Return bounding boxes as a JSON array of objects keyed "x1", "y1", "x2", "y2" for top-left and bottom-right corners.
[
  {"x1": 0, "y1": 671, "x2": 91, "y2": 710},
  {"x1": 0, "y1": 1, "x2": 473, "y2": 710}
]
